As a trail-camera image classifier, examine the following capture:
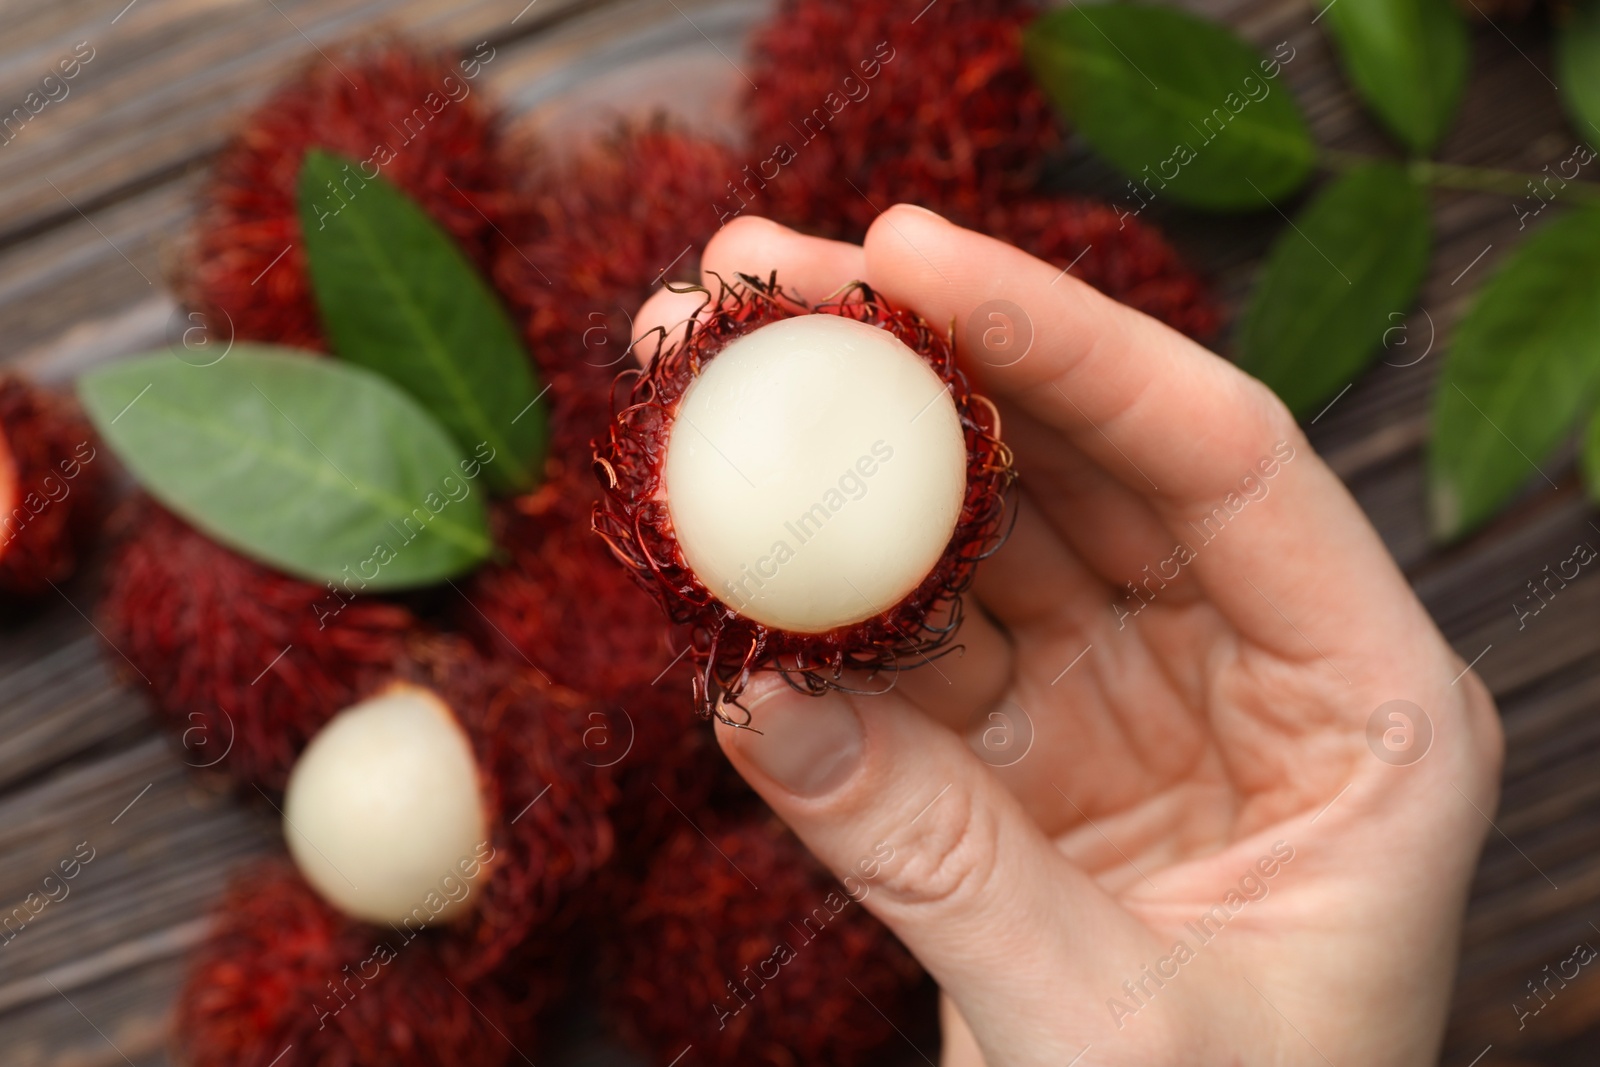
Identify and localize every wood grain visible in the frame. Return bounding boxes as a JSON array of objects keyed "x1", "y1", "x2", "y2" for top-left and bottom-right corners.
[{"x1": 1, "y1": 0, "x2": 1597, "y2": 1064}]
